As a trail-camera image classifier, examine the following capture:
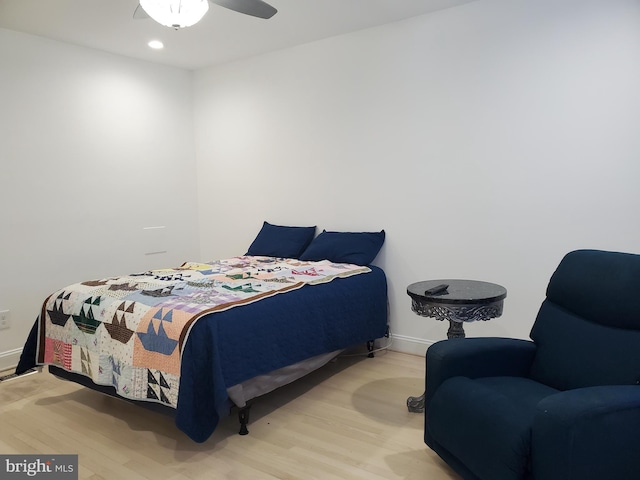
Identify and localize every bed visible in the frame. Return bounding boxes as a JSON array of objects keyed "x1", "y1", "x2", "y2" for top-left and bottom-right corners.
[{"x1": 16, "y1": 224, "x2": 388, "y2": 443}]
